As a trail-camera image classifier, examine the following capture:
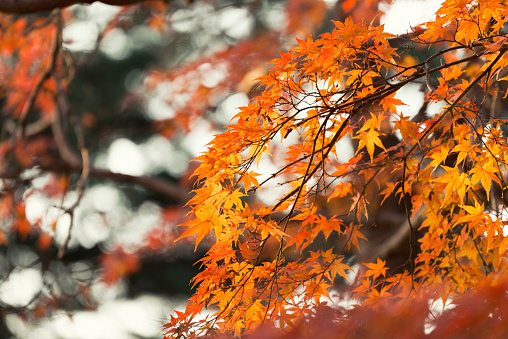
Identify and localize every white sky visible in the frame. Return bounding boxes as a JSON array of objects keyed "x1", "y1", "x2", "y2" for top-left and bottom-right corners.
[{"x1": 381, "y1": 0, "x2": 443, "y2": 34}]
